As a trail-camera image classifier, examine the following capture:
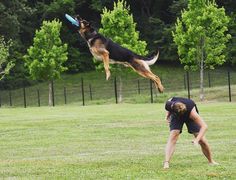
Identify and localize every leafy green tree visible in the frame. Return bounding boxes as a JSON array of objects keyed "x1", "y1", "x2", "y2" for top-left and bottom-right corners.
[
  {"x1": 173, "y1": 0, "x2": 231, "y2": 100},
  {"x1": 39, "y1": 0, "x2": 75, "y2": 19},
  {"x1": 24, "y1": 20, "x2": 68, "y2": 106},
  {"x1": 0, "y1": 0, "x2": 34, "y2": 41},
  {"x1": 90, "y1": 0, "x2": 113, "y2": 12},
  {"x1": 226, "y1": 13, "x2": 236, "y2": 65},
  {"x1": 0, "y1": 36, "x2": 14, "y2": 81},
  {"x1": 146, "y1": 18, "x2": 178, "y2": 61},
  {"x1": 169, "y1": 0, "x2": 188, "y2": 18},
  {"x1": 0, "y1": 0, "x2": 36, "y2": 87}
]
